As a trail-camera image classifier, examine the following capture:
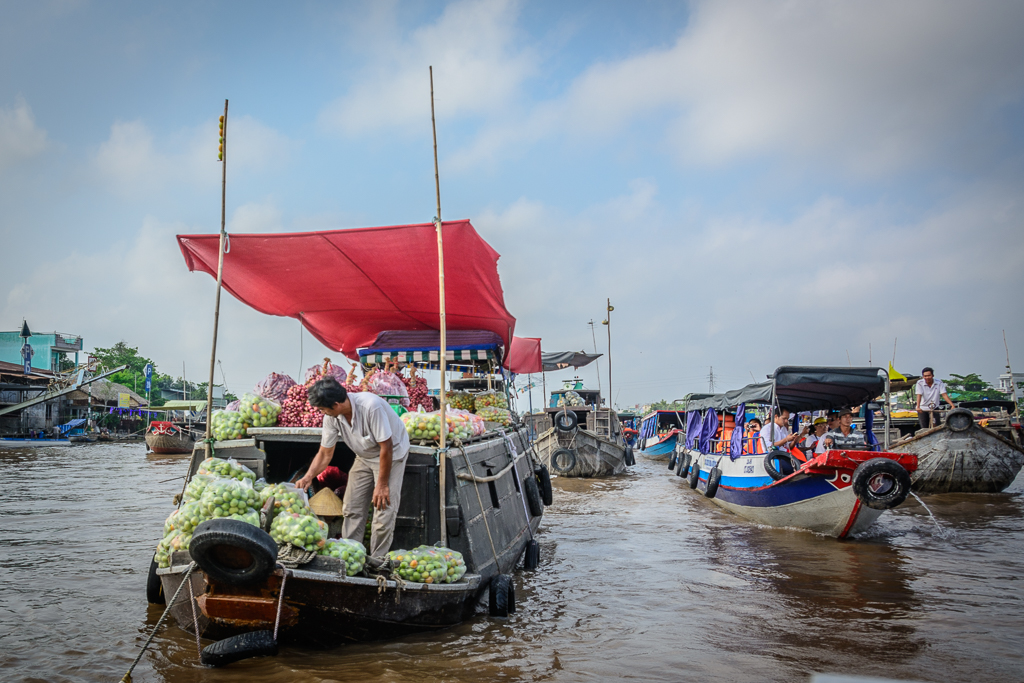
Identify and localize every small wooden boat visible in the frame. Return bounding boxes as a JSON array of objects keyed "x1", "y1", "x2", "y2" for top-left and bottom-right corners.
[
  {"x1": 0, "y1": 437, "x2": 72, "y2": 448},
  {"x1": 145, "y1": 421, "x2": 196, "y2": 455},
  {"x1": 531, "y1": 386, "x2": 629, "y2": 477},
  {"x1": 68, "y1": 434, "x2": 96, "y2": 444},
  {"x1": 891, "y1": 408, "x2": 1024, "y2": 494},
  {"x1": 155, "y1": 426, "x2": 546, "y2": 647},
  {"x1": 637, "y1": 411, "x2": 688, "y2": 460}
]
